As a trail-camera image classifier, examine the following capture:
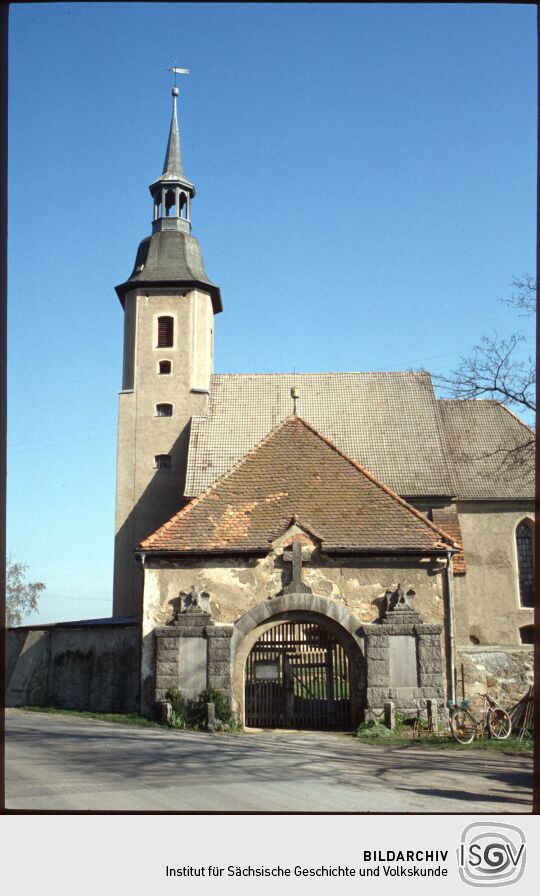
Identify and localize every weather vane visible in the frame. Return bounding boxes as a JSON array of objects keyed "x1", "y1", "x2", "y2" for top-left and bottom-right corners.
[{"x1": 167, "y1": 66, "x2": 190, "y2": 89}]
